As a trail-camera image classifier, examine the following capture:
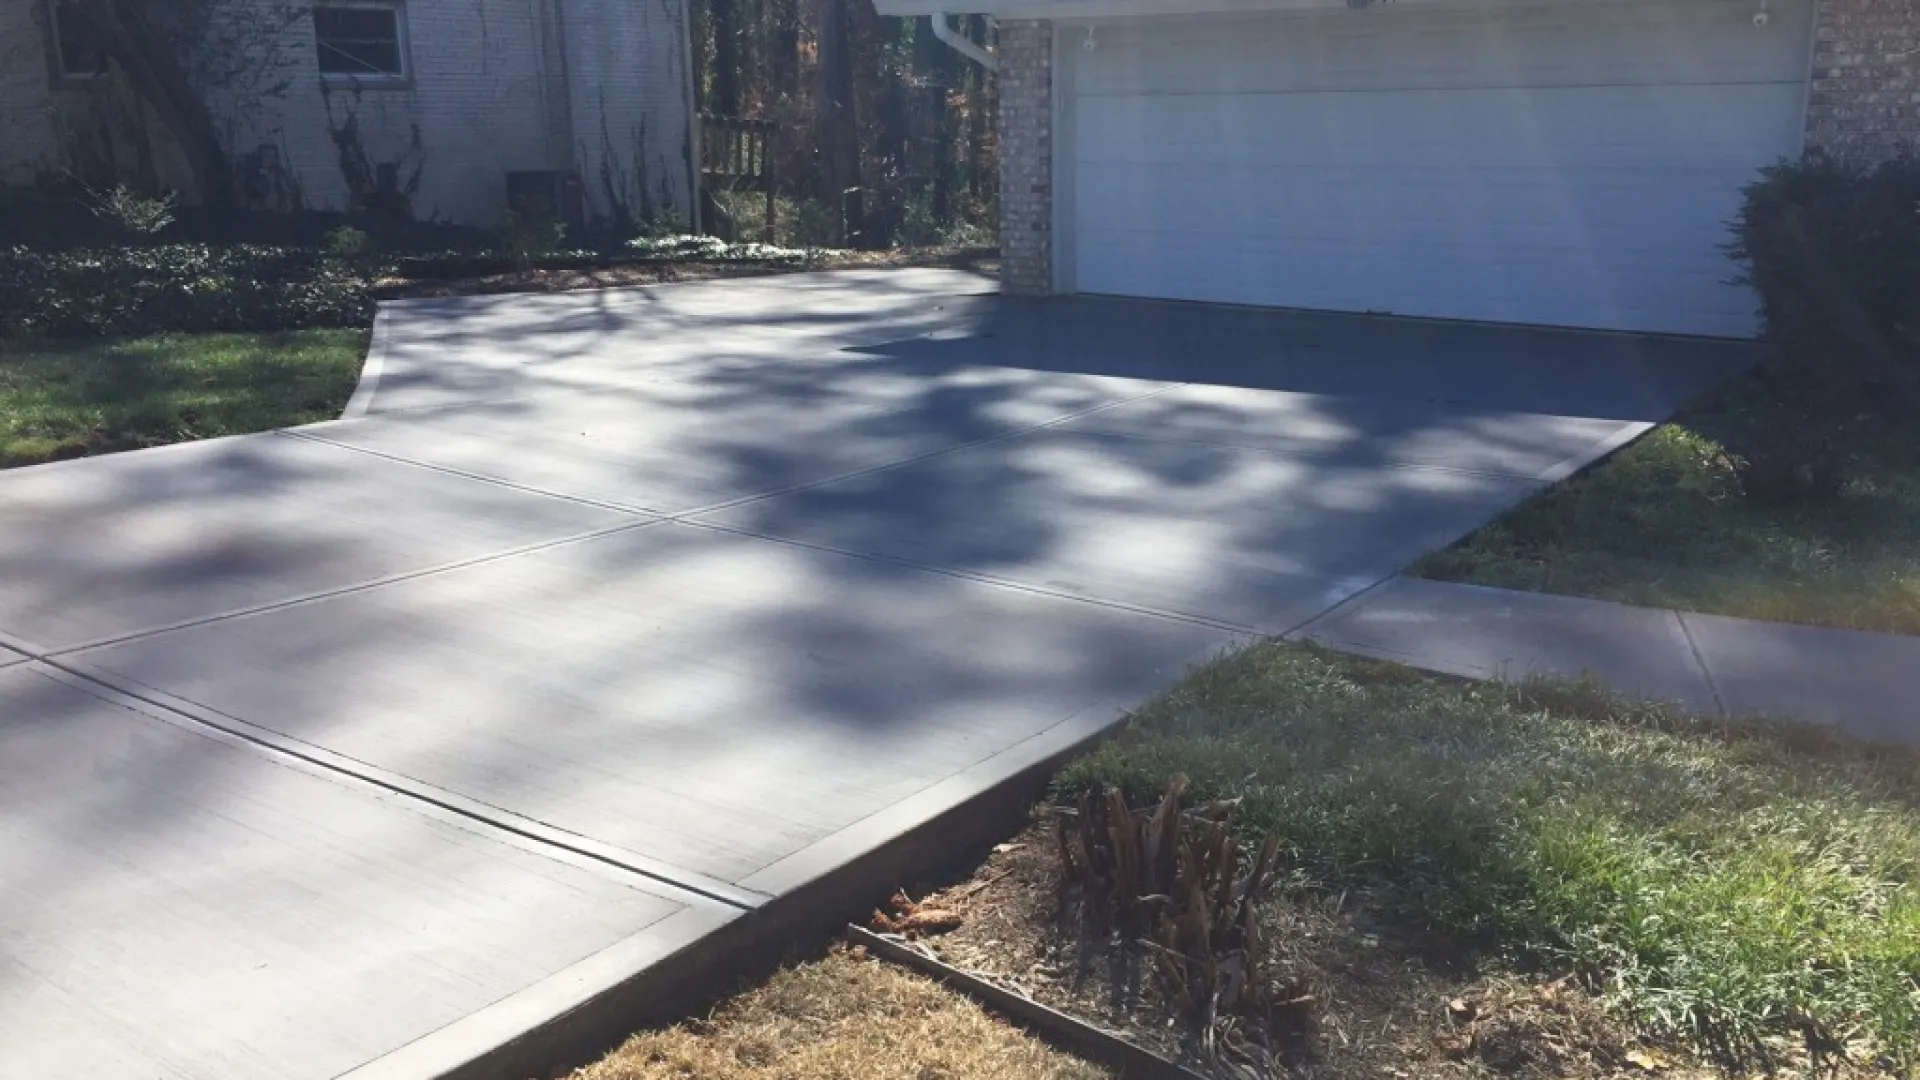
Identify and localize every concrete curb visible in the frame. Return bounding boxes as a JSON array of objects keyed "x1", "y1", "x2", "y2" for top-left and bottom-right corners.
[
  {"x1": 359, "y1": 632, "x2": 1242, "y2": 1080},
  {"x1": 342, "y1": 305, "x2": 393, "y2": 419},
  {"x1": 392, "y1": 696, "x2": 1171, "y2": 1079},
  {"x1": 340, "y1": 905, "x2": 742, "y2": 1080},
  {"x1": 1537, "y1": 420, "x2": 1655, "y2": 484}
]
